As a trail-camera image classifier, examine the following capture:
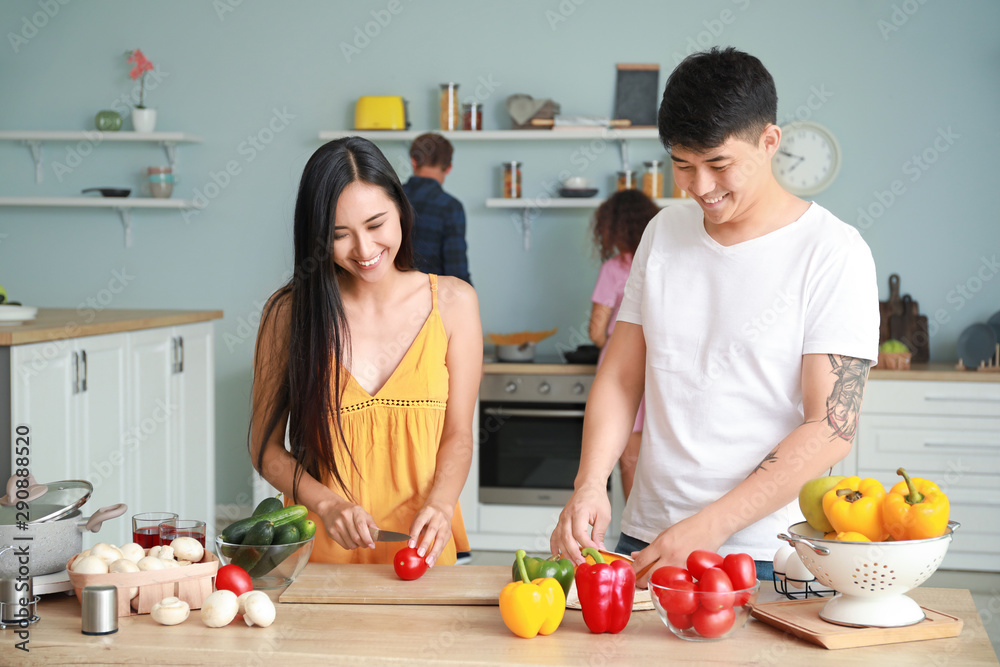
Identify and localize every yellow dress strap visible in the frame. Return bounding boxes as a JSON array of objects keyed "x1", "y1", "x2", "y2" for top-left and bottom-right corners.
[{"x1": 429, "y1": 273, "x2": 439, "y2": 309}]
